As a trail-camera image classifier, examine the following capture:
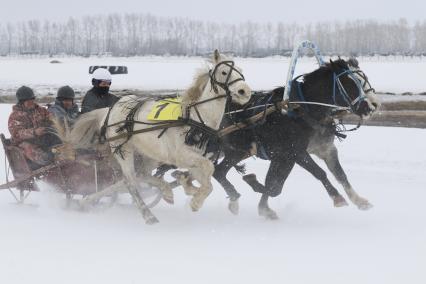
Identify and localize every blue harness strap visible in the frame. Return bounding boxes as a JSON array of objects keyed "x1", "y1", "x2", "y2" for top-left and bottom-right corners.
[
  {"x1": 295, "y1": 80, "x2": 310, "y2": 114},
  {"x1": 296, "y1": 80, "x2": 306, "y2": 102},
  {"x1": 333, "y1": 69, "x2": 367, "y2": 111},
  {"x1": 287, "y1": 79, "x2": 306, "y2": 118}
]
